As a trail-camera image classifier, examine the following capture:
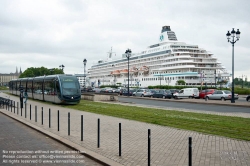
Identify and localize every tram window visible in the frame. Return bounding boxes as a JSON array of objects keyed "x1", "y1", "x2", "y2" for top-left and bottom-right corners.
[
  {"x1": 55, "y1": 81, "x2": 61, "y2": 96},
  {"x1": 44, "y1": 79, "x2": 55, "y2": 95},
  {"x1": 27, "y1": 81, "x2": 32, "y2": 92},
  {"x1": 33, "y1": 81, "x2": 43, "y2": 94}
]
